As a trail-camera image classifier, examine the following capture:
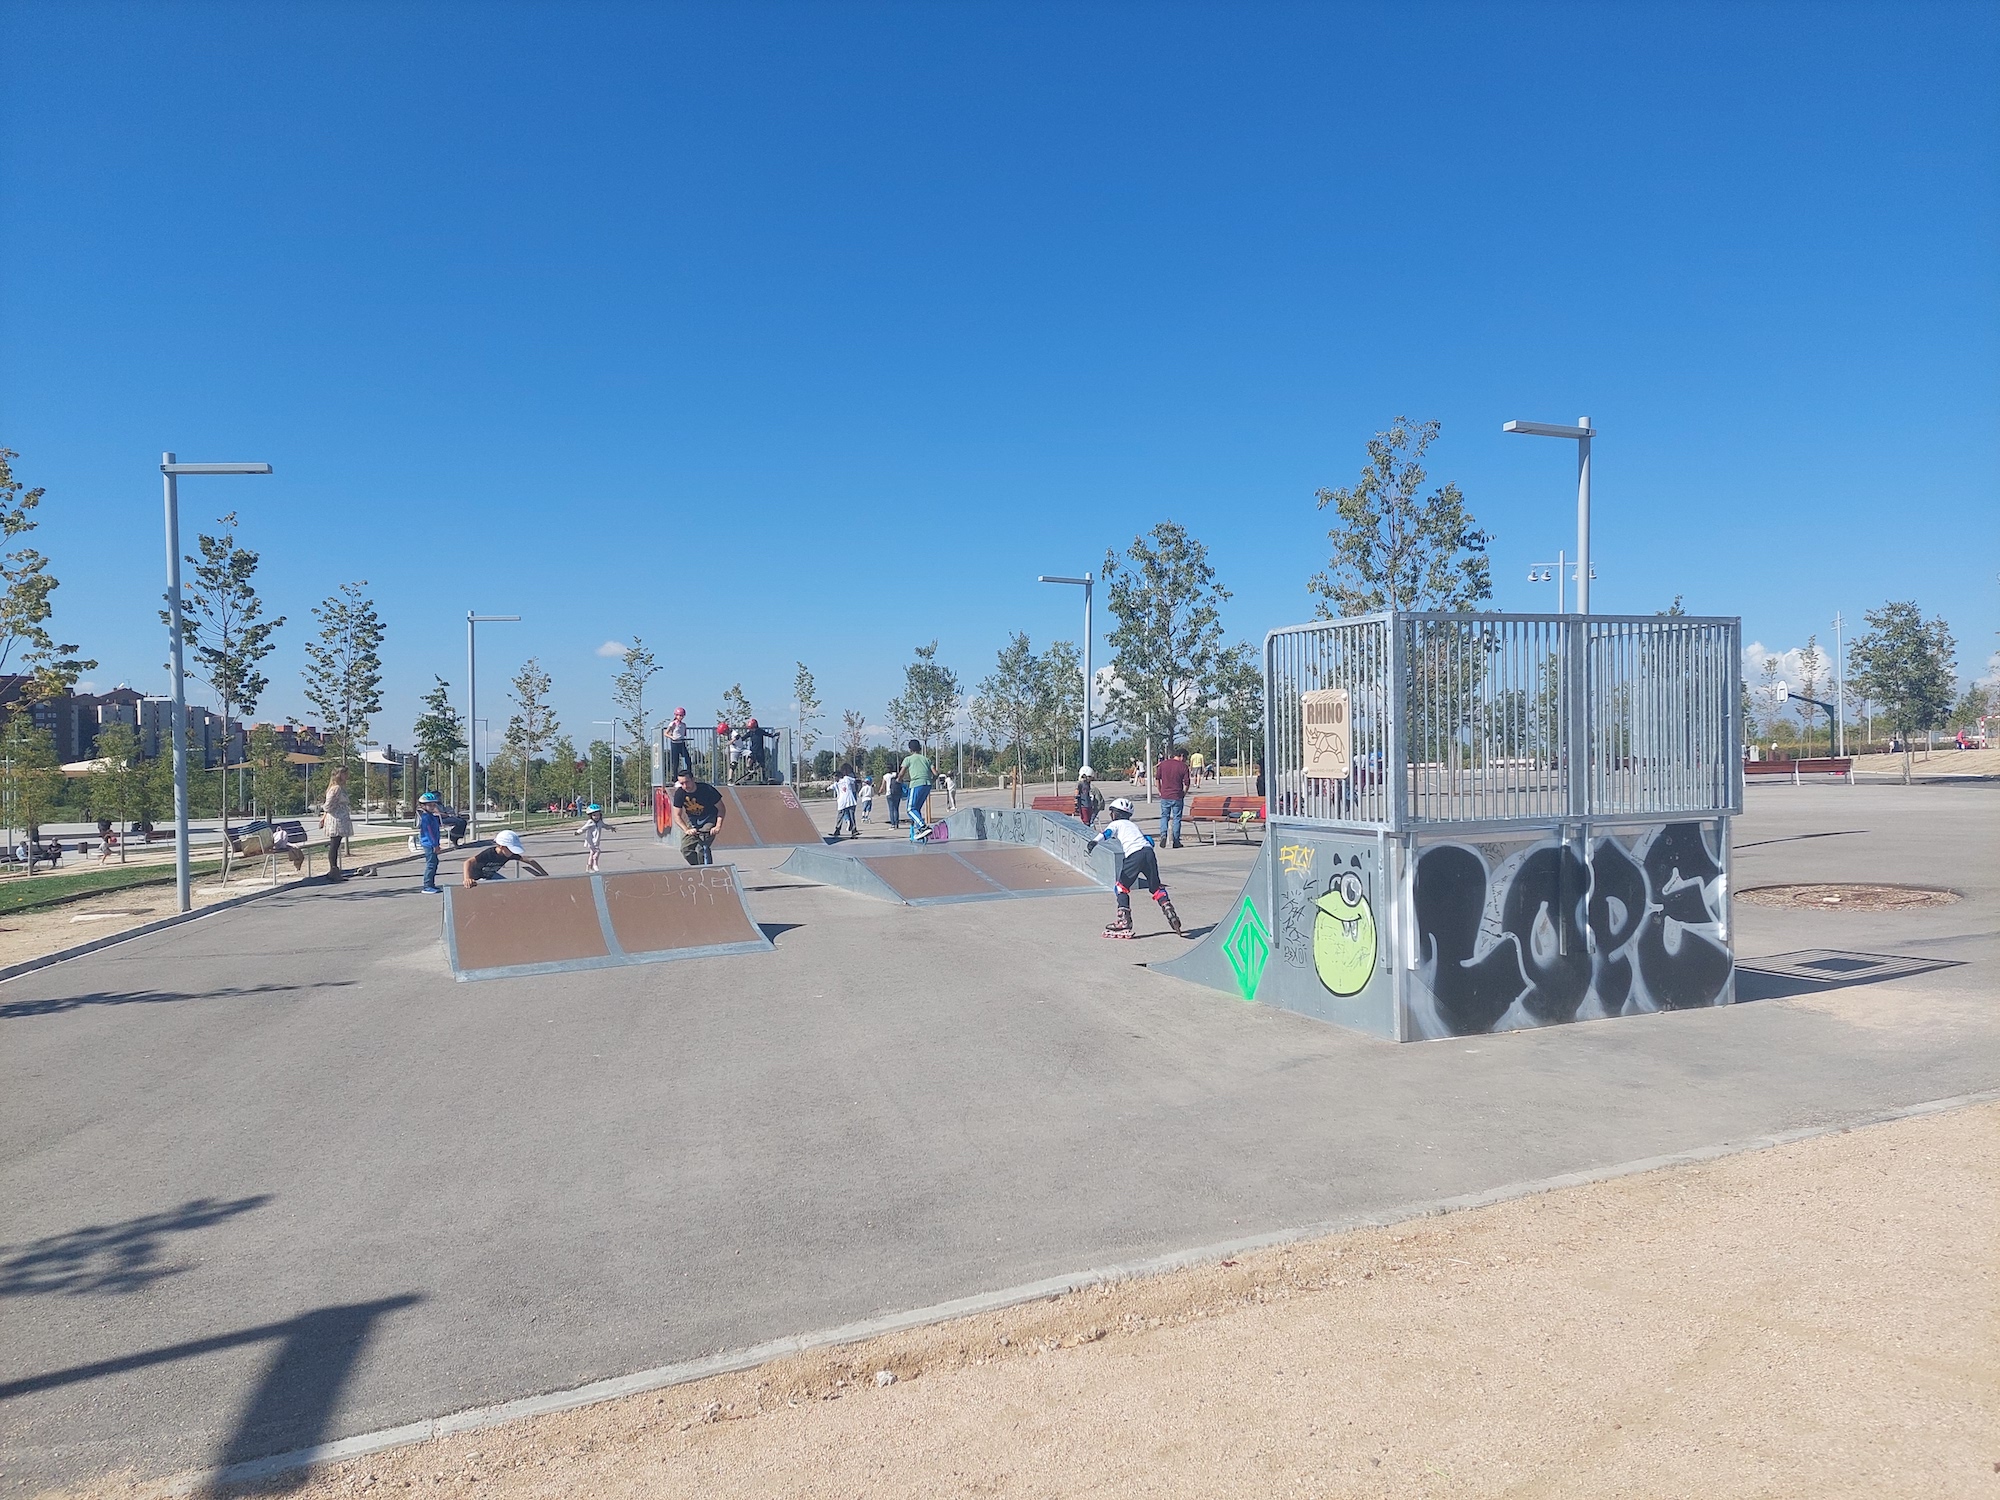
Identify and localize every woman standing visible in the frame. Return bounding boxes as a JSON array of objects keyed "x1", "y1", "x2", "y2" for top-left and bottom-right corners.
[{"x1": 321, "y1": 766, "x2": 355, "y2": 881}]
